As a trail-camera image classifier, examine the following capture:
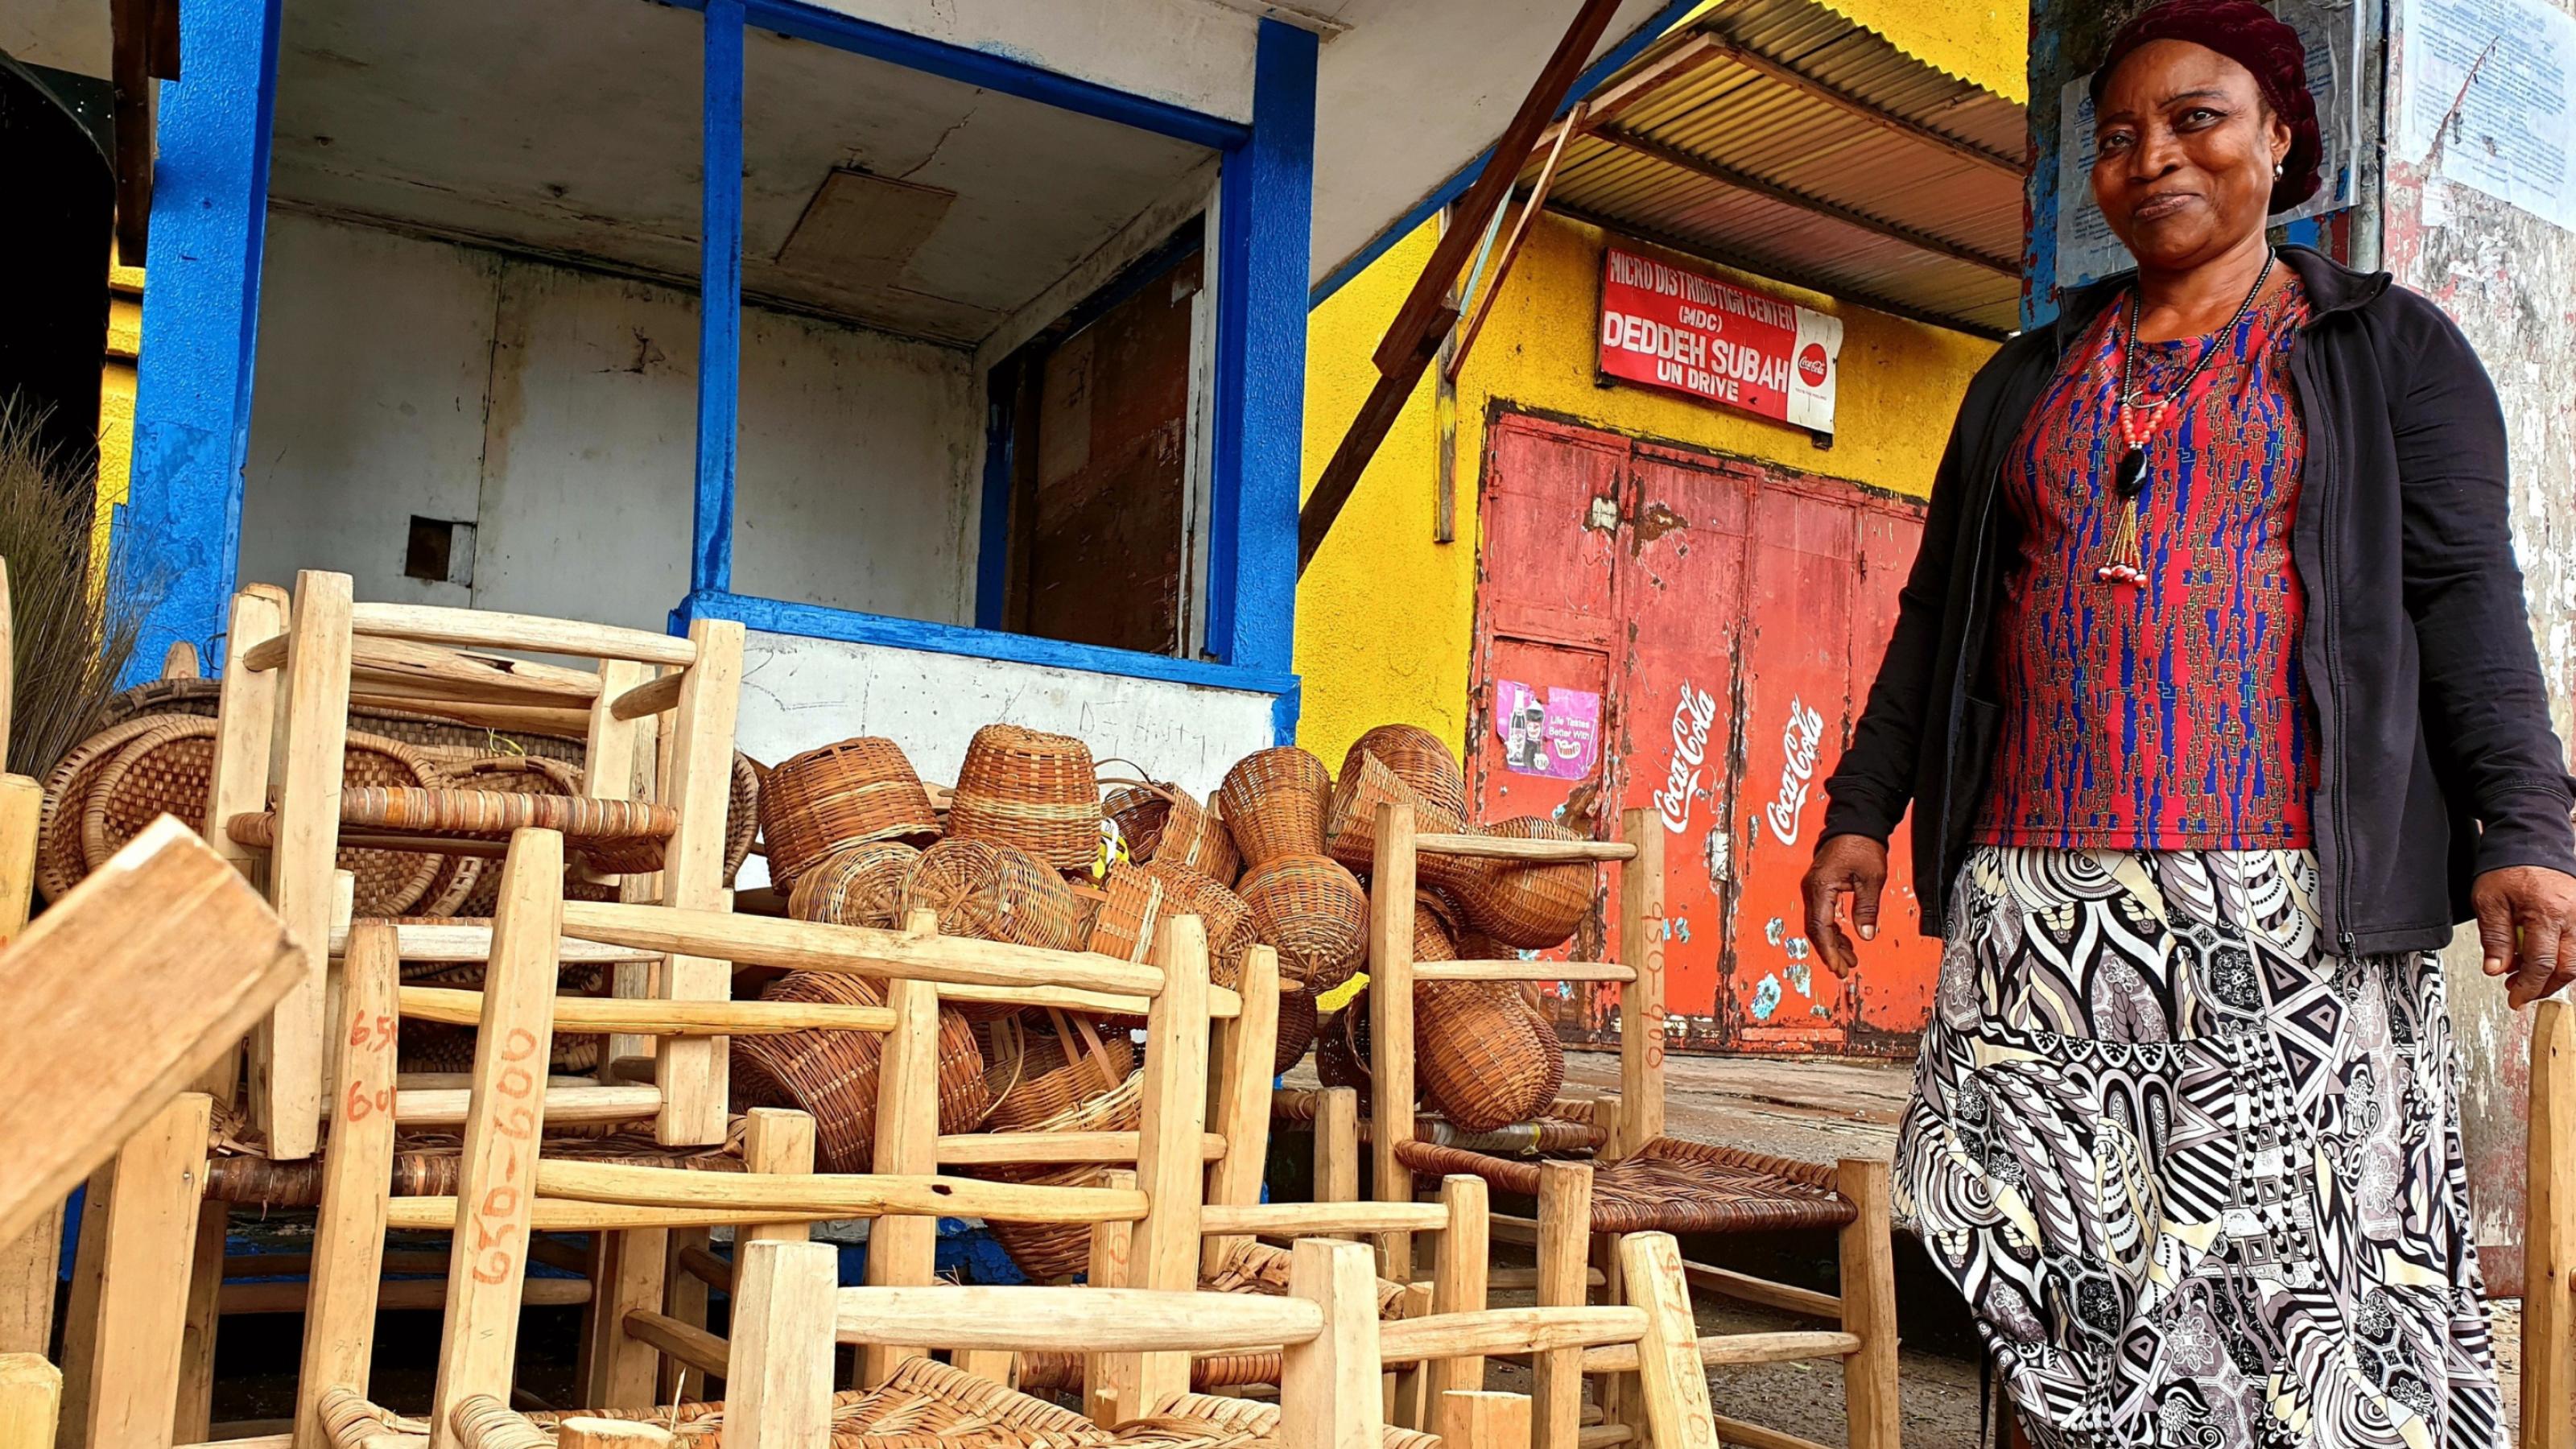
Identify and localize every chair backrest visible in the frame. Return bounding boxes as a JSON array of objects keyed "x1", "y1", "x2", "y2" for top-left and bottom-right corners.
[
  {"x1": 202, "y1": 572, "x2": 745, "y2": 1162},
  {"x1": 1364, "y1": 803, "x2": 1664, "y2": 1273}
]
